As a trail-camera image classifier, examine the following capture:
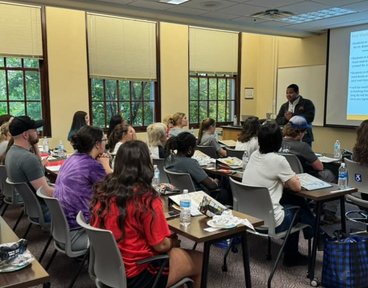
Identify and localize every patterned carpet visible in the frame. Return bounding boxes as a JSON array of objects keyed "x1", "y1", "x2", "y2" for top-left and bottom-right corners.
[{"x1": 1, "y1": 202, "x2": 364, "y2": 288}]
